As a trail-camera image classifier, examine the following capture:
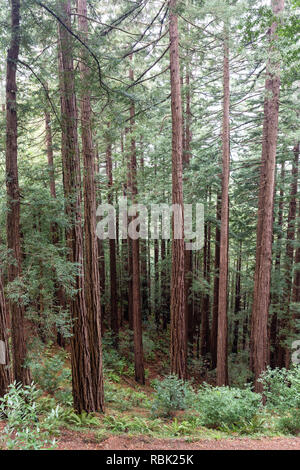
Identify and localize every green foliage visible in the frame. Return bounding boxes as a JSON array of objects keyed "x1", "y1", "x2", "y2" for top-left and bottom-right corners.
[
  {"x1": 151, "y1": 375, "x2": 194, "y2": 417},
  {"x1": 228, "y1": 351, "x2": 253, "y2": 388},
  {"x1": 195, "y1": 384, "x2": 262, "y2": 431},
  {"x1": 258, "y1": 366, "x2": 300, "y2": 411},
  {"x1": 164, "y1": 417, "x2": 200, "y2": 437},
  {"x1": 104, "y1": 381, "x2": 150, "y2": 411},
  {"x1": 55, "y1": 408, "x2": 100, "y2": 428},
  {"x1": 102, "y1": 331, "x2": 135, "y2": 379},
  {"x1": 102, "y1": 414, "x2": 161, "y2": 435},
  {"x1": 27, "y1": 348, "x2": 71, "y2": 395},
  {"x1": 277, "y1": 409, "x2": 300, "y2": 436},
  {"x1": 0, "y1": 382, "x2": 57, "y2": 450}
]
